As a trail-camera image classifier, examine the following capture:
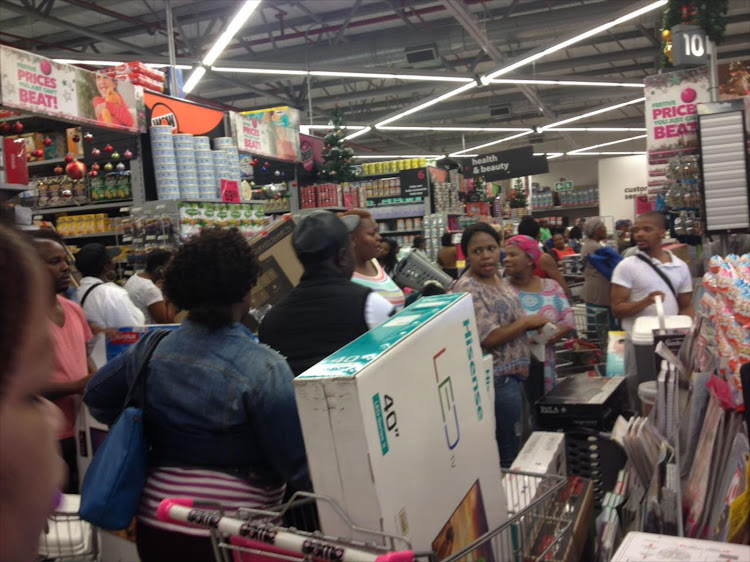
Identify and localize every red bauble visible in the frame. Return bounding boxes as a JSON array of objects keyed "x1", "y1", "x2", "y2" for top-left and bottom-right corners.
[
  {"x1": 53, "y1": 165, "x2": 64, "y2": 175},
  {"x1": 84, "y1": 132, "x2": 94, "y2": 142},
  {"x1": 91, "y1": 148, "x2": 101, "y2": 158},
  {"x1": 65, "y1": 160, "x2": 87, "y2": 180},
  {"x1": 32, "y1": 149, "x2": 44, "y2": 158},
  {"x1": 43, "y1": 137, "x2": 53, "y2": 147},
  {"x1": 13, "y1": 122, "x2": 23, "y2": 133},
  {"x1": 89, "y1": 170, "x2": 98, "y2": 177},
  {"x1": 91, "y1": 163, "x2": 101, "y2": 171},
  {"x1": 72, "y1": 134, "x2": 80, "y2": 143},
  {"x1": 64, "y1": 153, "x2": 74, "y2": 163},
  {"x1": 123, "y1": 149, "x2": 133, "y2": 159},
  {"x1": 264, "y1": 161, "x2": 270, "y2": 168},
  {"x1": 0, "y1": 123, "x2": 10, "y2": 134},
  {"x1": 104, "y1": 144, "x2": 114, "y2": 153}
]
